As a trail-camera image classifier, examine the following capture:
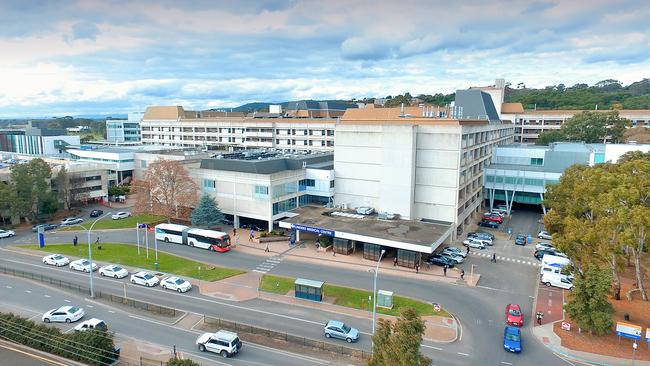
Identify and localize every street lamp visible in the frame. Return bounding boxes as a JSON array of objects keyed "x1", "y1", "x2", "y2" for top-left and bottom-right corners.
[
  {"x1": 72, "y1": 212, "x2": 112, "y2": 298},
  {"x1": 372, "y1": 249, "x2": 386, "y2": 336}
]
